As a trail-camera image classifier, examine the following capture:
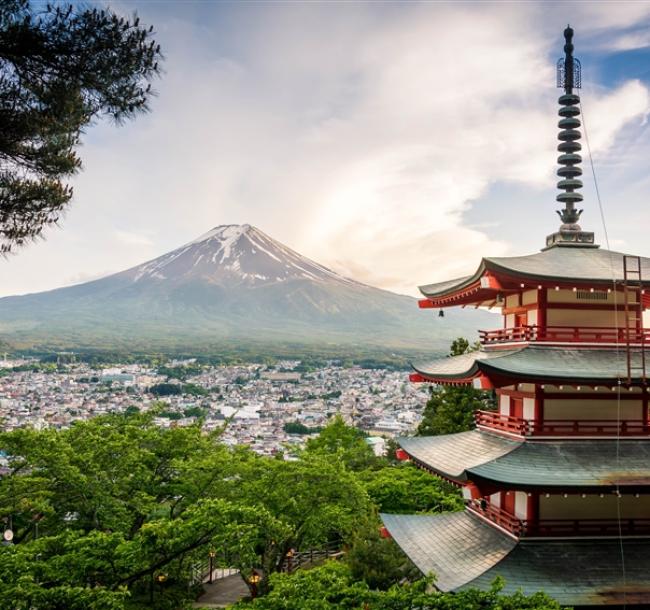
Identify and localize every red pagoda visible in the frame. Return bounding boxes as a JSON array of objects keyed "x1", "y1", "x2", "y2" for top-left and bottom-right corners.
[{"x1": 382, "y1": 26, "x2": 650, "y2": 608}]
